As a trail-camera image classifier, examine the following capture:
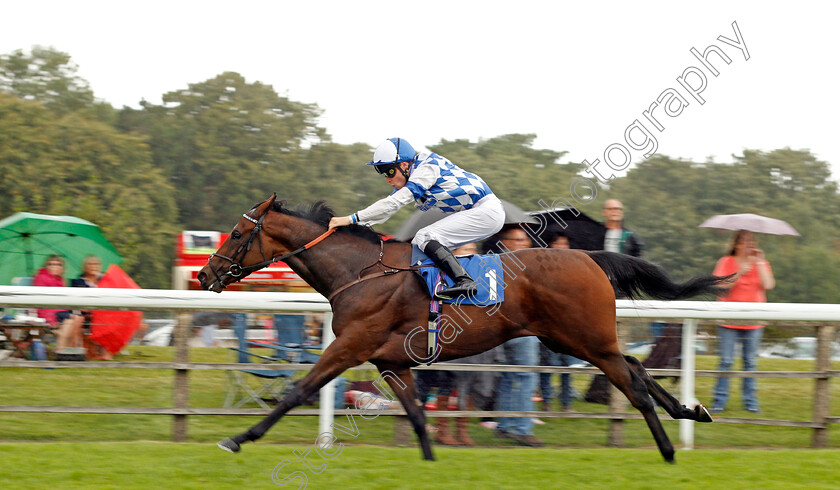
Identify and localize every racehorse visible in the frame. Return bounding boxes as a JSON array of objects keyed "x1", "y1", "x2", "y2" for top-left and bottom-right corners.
[{"x1": 198, "y1": 194, "x2": 726, "y2": 463}]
